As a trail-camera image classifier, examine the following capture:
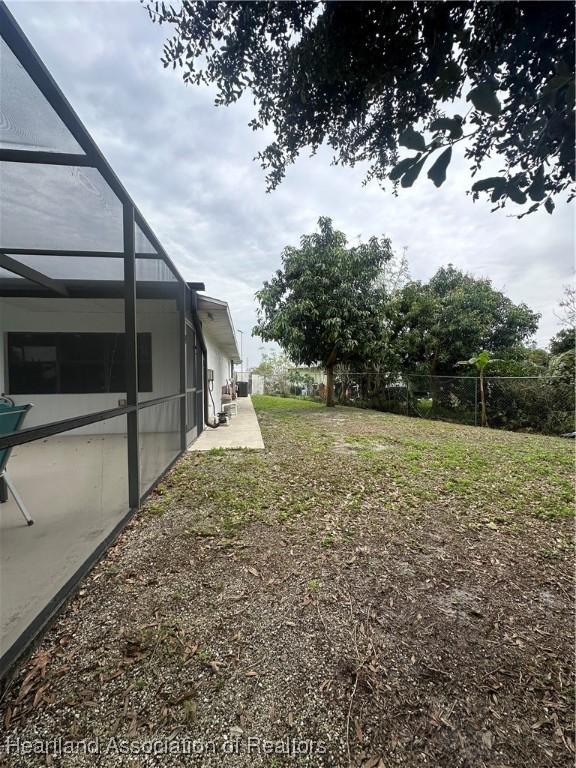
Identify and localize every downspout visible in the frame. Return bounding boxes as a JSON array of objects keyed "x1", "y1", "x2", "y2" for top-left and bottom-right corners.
[{"x1": 203, "y1": 354, "x2": 219, "y2": 429}]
